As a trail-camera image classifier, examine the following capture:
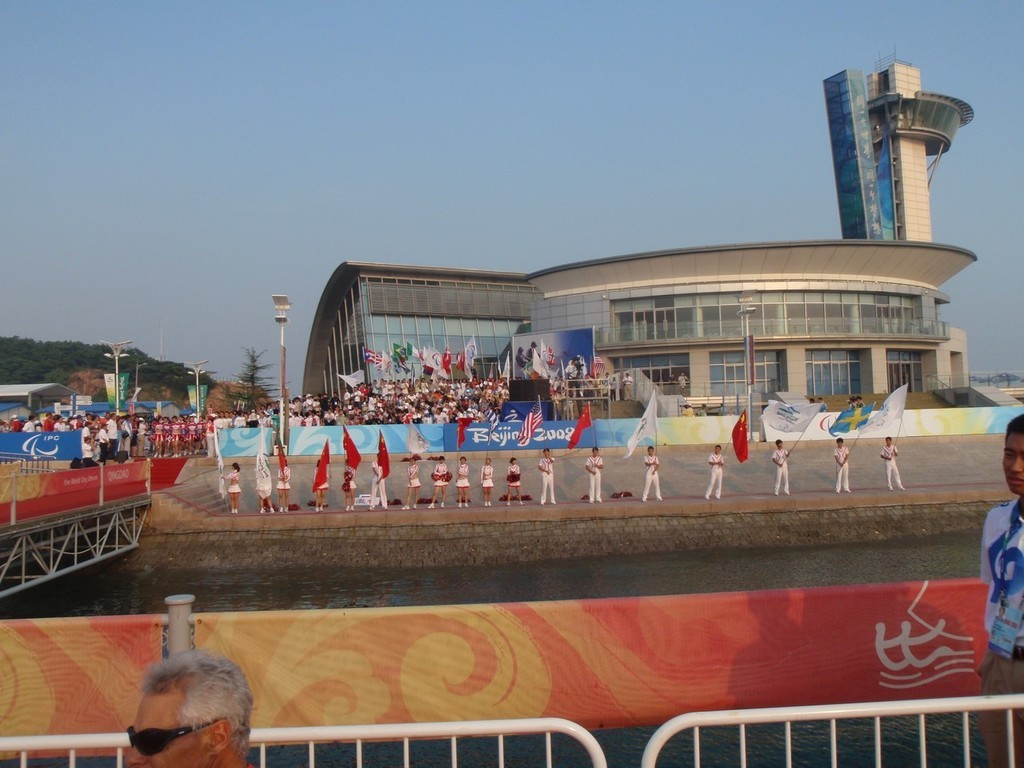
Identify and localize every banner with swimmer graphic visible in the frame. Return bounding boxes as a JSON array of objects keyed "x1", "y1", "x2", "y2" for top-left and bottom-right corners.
[
  {"x1": 193, "y1": 578, "x2": 988, "y2": 730},
  {"x1": 0, "y1": 579, "x2": 988, "y2": 736}
]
